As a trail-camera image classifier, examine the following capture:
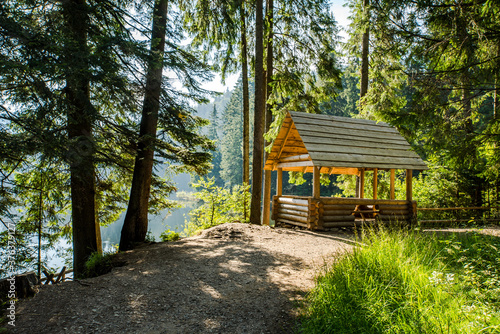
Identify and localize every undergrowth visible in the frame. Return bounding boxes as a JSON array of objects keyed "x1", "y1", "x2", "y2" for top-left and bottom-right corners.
[
  {"x1": 182, "y1": 177, "x2": 250, "y2": 236},
  {"x1": 82, "y1": 251, "x2": 117, "y2": 278},
  {"x1": 300, "y1": 226, "x2": 500, "y2": 333}
]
